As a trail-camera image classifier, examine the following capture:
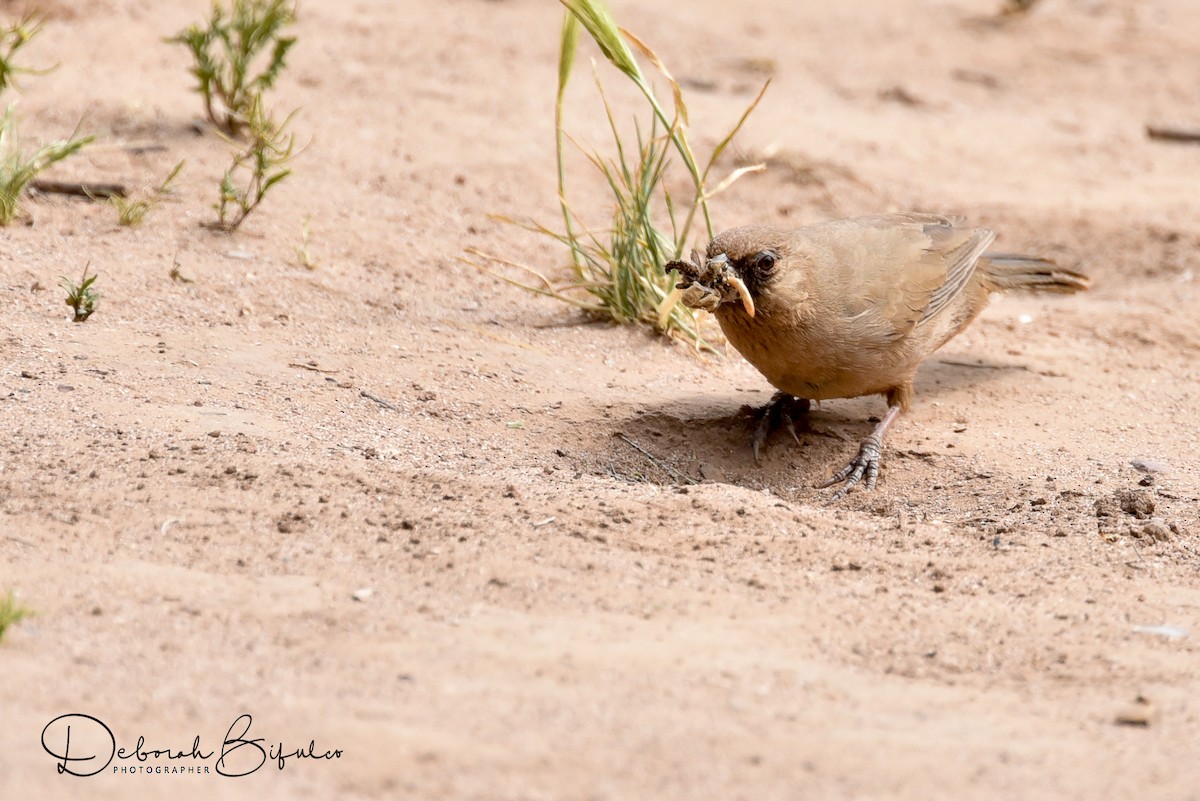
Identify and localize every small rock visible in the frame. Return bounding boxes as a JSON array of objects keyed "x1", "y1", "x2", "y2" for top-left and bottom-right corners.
[
  {"x1": 1114, "y1": 695, "x2": 1156, "y2": 727},
  {"x1": 698, "y1": 462, "x2": 725, "y2": 482},
  {"x1": 1114, "y1": 488, "x2": 1155, "y2": 519},
  {"x1": 351, "y1": 587, "x2": 375, "y2": 602},
  {"x1": 1141, "y1": 521, "x2": 1171, "y2": 542},
  {"x1": 1131, "y1": 624, "x2": 1187, "y2": 640},
  {"x1": 1094, "y1": 496, "x2": 1120, "y2": 519},
  {"x1": 1130, "y1": 458, "x2": 1169, "y2": 474}
]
